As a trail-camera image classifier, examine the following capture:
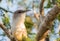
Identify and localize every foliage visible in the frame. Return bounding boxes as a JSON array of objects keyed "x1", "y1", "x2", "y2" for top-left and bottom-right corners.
[
  {"x1": 22, "y1": 33, "x2": 36, "y2": 41},
  {"x1": 57, "y1": 13, "x2": 60, "y2": 21},
  {"x1": 44, "y1": 0, "x2": 60, "y2": 8},
  {"x1": 22, "y1": 36, "x2": 32, "y2": 41},
  {"x1": 56, "y1": 0, "x2": 60, "y2": 7},
  {"x1": 50, "y1": 22, "x2": 55, "y2": 34},
  {"x1": 25, "y1": 16, "x2": 34, "y2": 34},
  {"x1": 44, "y1": 0, "x2": 52, "y2": 8},
  {"x1": 2, "y1": 14, "x2": 11, "y2": 29},
  {"x1": 56, "y1": 38, "x2": 60, "y2": 41}
]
